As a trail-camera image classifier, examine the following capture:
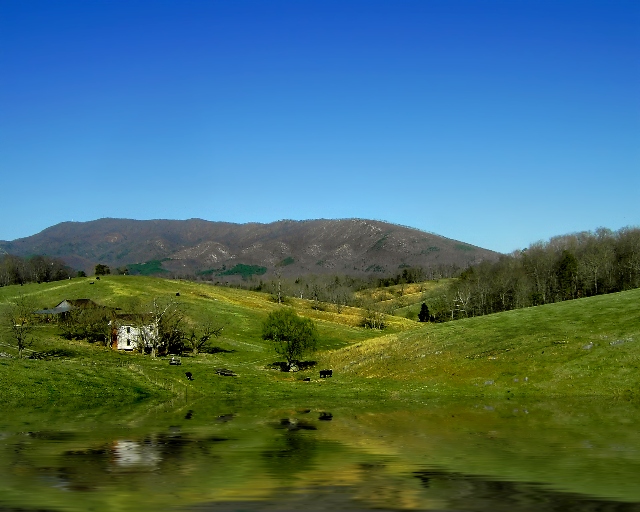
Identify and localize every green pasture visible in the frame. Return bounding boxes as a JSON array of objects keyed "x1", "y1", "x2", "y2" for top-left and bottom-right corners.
[
  {"x1": 0, "y1": 276, "x2": 392, "y2": 407},
  {"x1": 1, "y1": 276, "x2": 639, "y2": 408},
  {"x1": 327, "y1": 288, "x2": 640, "y2": 399}
]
